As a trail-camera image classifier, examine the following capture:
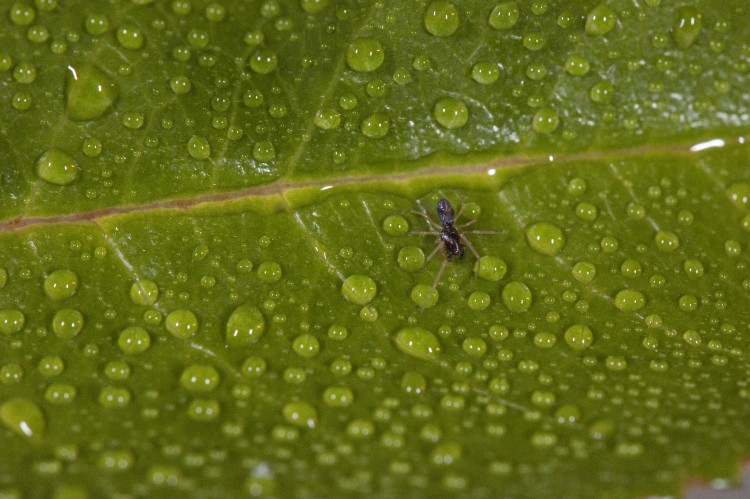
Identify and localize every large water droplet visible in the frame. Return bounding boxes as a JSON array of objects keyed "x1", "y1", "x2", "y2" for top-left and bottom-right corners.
[
  {"x1": 165, "y1": 309, "x2": 199, "y2": 338},
  {"x1": 672, "y1": 6, "x2": 702, "y2": 48},
  {"x1": 346, "y1": 38, "x2": 384, "y2": 72},
  {"x1": 525, "y1": 223, "x2": 564, "y2": 255},
  {"x1": 501, "y1": 281, "x2": 532, "y2": 312},
  {"x1": 433, "y1": 97, "x2": 468, "y2": 129},
  {"x1": 394, "y1": 327, "x2": 441, "y2": 360},
  {"x1": 341, "y1": 275, "x2": 377, "y2": 305},
  {"x1": 282, "y1": 402, "x2": 317, "y2": 428},
  {"x1": 0, "y1": 308, "x2": 25, "y2": 335},
  {"x1": 585, "y1": 4, "x2": 615, "y2": 36},
  {"x1": 43, "y1": 269, "x2": 79, "y2": 300},
  {"x1": 65, "y1": 65, "x2": 117, "y2": 121},
  {"x1": 614, "y1": 290, "x2": 646, "y2": 311},
  {"x1": 488, "y1": 2, "x2": 519, "y2": 30},
  {"x1": 424, "y1": 1, "x2": 459, "y2": 37},
  {"x1": 0, "y1": 398, "x2": 45, "y2": 440},
  {"x1": 226, "y1": 304, "x2": 266, "y2": 346},
  {"x1": 35, "y1": 148, "x2": 79, "y2": 185}
]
